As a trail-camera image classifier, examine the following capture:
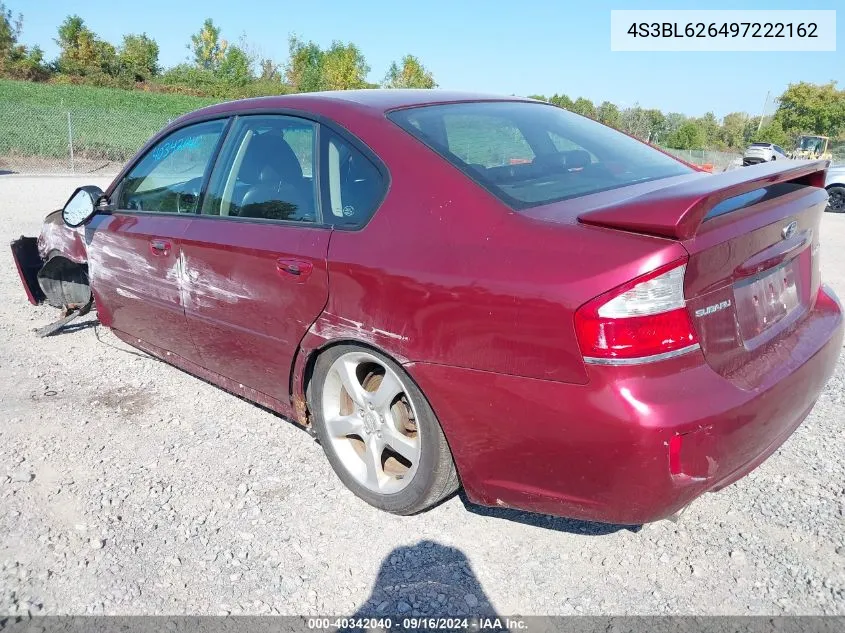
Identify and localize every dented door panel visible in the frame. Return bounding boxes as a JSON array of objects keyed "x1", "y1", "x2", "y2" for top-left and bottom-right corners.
[
  {"x1": 87, "y1": 212, "x2": 201, "y2": 363},
  {"x1": 180, "y1": 218, "x2": 331, "y2": 402}
]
